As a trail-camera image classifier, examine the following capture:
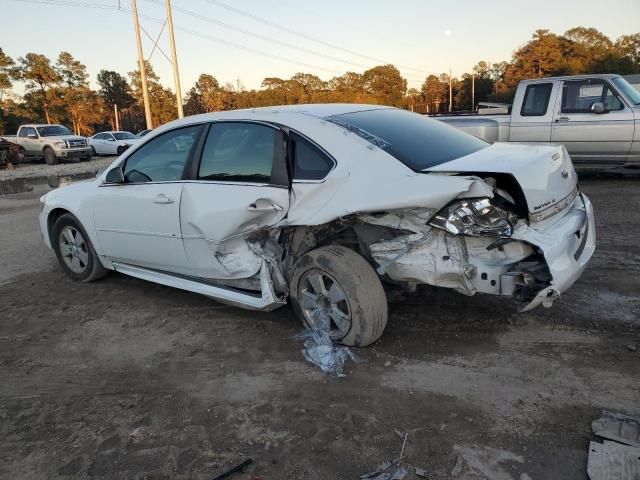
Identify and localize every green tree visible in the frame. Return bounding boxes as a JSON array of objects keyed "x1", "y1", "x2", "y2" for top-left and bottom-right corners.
[
  {"x1": 362, "y1": 65, "x2": 407, "y2": 106},
  {"x1": 15, "y1": 52, "x2": 60, "y2": 123},
  {"x1": 56, "y1": 51, "x2": 88, "y2": 88},
  {"x1": 128, "y1": 61, "x2": 177, "y2": 129},
  {"x1": 97, "y1": 70, "x2": 135, "y2": 130},
  {"x1": 0, "y1": 48, "x2": 15, "y2": 101}
]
